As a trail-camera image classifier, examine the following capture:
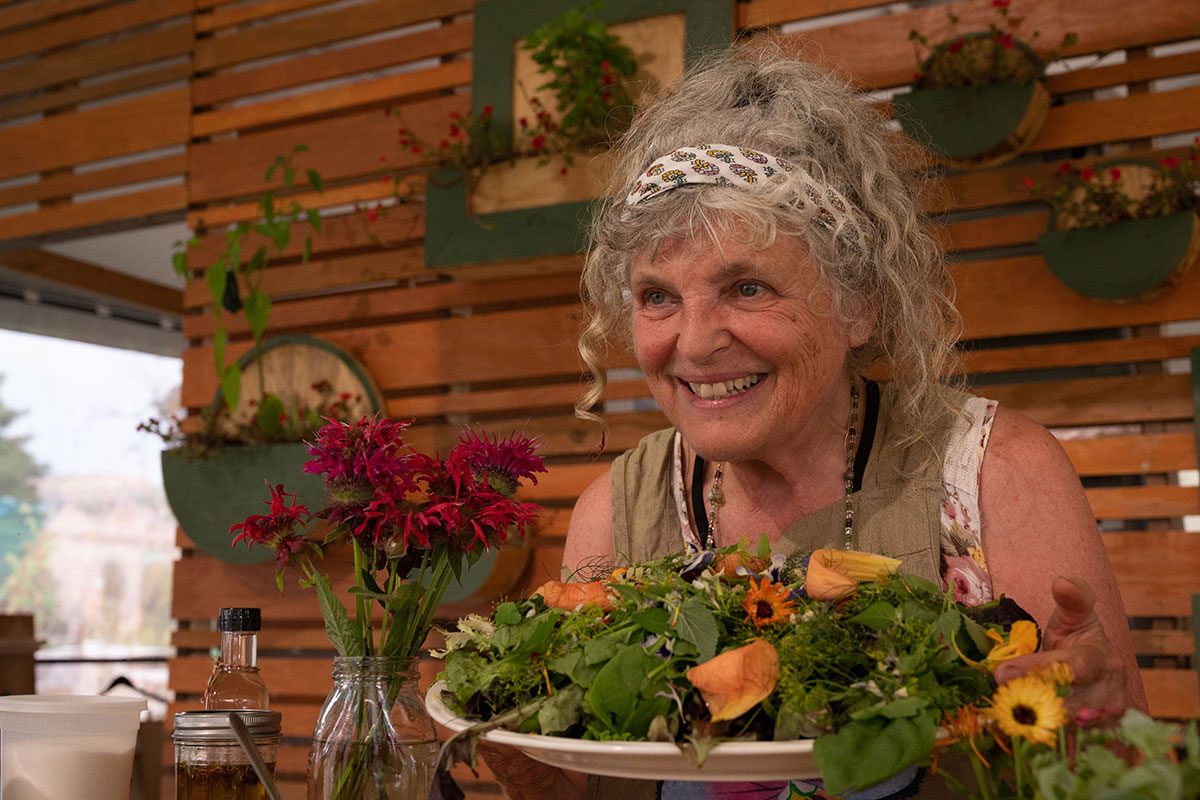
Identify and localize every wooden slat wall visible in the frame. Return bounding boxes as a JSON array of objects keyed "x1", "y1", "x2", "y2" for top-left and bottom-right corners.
[
  {"x1": 0, "y1": 0, "x2": 192, "y2": 241},
  {"x1": 4, "y1": 0, "x2": 1197, "y2": 797},
  {"x1": 168, "y1": 2, "x2": 1199, "y2": 797}
]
